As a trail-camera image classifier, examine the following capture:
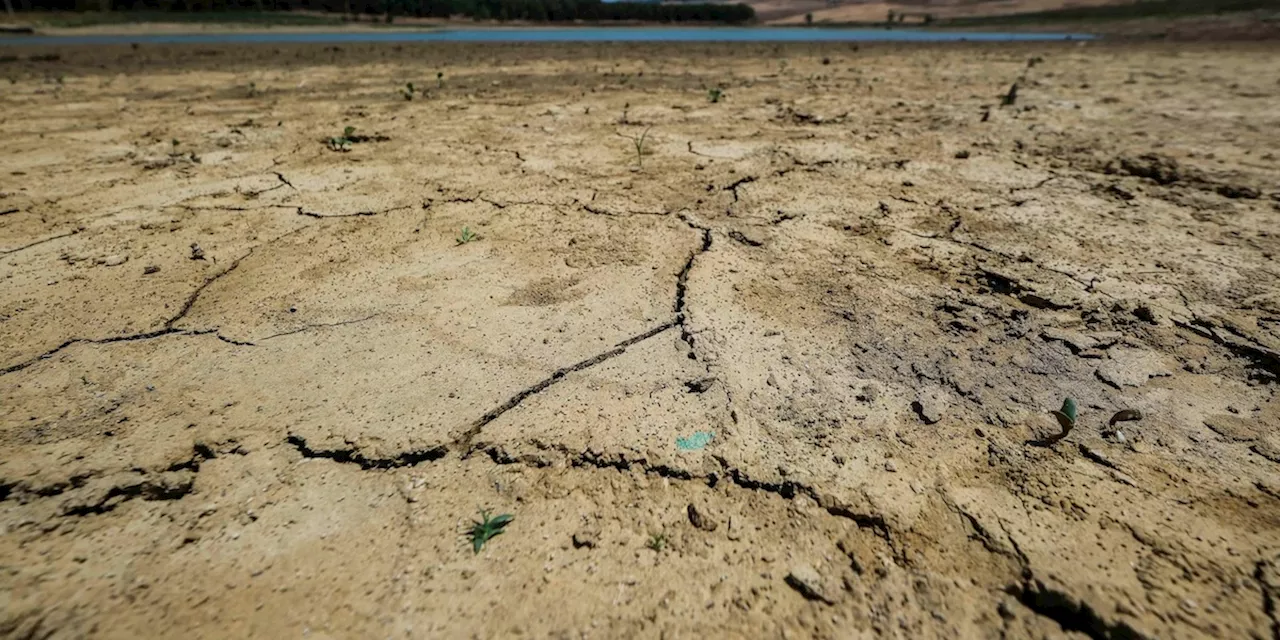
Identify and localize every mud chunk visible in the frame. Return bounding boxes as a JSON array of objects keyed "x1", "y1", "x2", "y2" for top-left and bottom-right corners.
[
  {"x1": 856, "y1": 385, "x2": 879, "y2": 402},
  {"x1": 785, "y1": 565, "x2": 834, "y2": 604},
  {"x1": 143, "y1": 265, "x2": 160, "y2": 275},
  {"x1": 1041, "y1": 328, "x2": 1097, "y2": 353},
  {"x1": 1107, "y1": 153, "x2": 1185, "y2": 185},
  {"x1": 912, "y1": 387, "x2": 949, "y2": 424},
  {"x1": 1204, "y1": 414, "x2": 1259, "y2": 442},
  {"x1": 1252, "y1": 439, "x2": 1280, "y2": 464},
  {"x1": 687, "y1": 503, "x2": 717, "y2": 532},
  {"x1": 572, "y1": 528, "x2": 599, "y2": 549},
  {"x1": 1095, "y1": 348, "x2": 1173, "y2": 388},
  {"x1": 728, "y1": 230, "x2": 763, "y2": 247},
  {"x1": 1216, "y1": 184, "x2": 1260, "y2": 199},
  {"x1": 98, "y1": 254, "x2": 127, "y2": 267},
  {"x1": 683, "y1": 377, "x2": 716, "y2": 393},
  {"x1": 190, "y1": 242, "x2": 206, "y2": 260}
]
